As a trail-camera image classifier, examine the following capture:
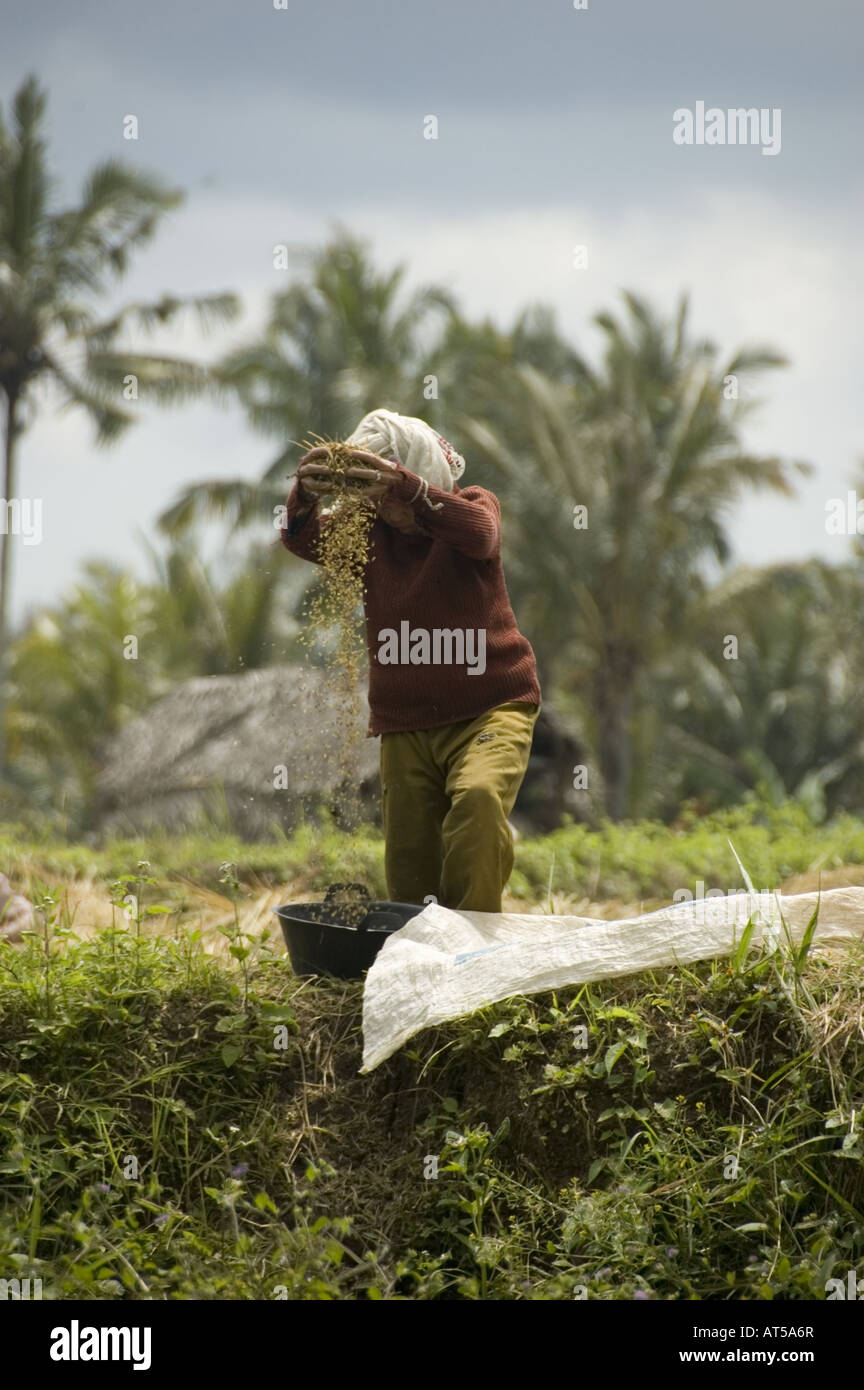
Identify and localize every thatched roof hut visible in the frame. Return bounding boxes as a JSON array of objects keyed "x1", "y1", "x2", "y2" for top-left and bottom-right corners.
[
  {"x1": 96, "y1": 666, "x2": 379, "y2": 839},
  {"x1": 95, "y1": 665, "x2": 587, "y2": 840}
]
